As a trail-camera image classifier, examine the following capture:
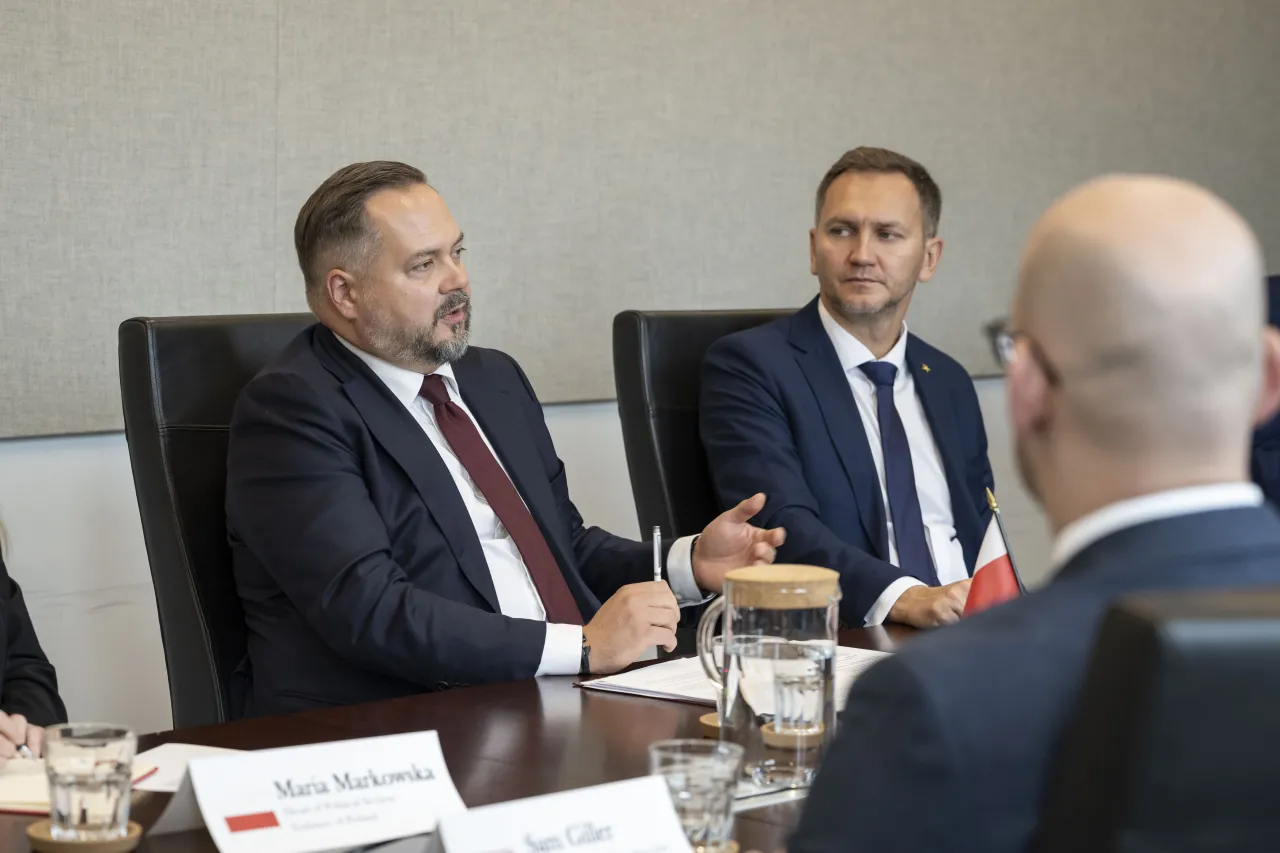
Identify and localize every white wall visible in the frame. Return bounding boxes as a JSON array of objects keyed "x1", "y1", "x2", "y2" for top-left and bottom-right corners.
[{"x1": 0, "y1": 380, "x2": 1050, "y2": 733}]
